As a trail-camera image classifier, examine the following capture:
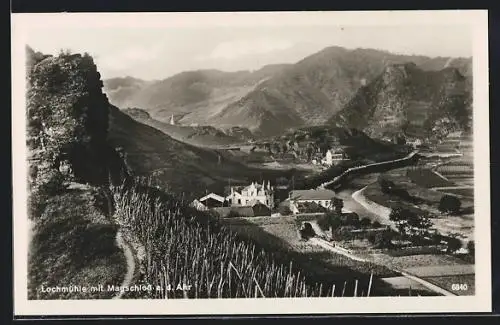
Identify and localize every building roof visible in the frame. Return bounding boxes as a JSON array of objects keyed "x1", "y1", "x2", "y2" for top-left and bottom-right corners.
[
  {"x1": 190, "y1": 199, "x2": 208, "y2": 211},
  {"x1": 290, "y1": 189, "x2": 336, "y2": 201},
  {"x1": 246, "y1": 199, "x2": 270, "y2": 207},
  {"x1": 240, "y1": 181, "x2": 272, "y2": 192},
  {"x1": 199, "y1": 193, "x2": 225, "y2": 203}
]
